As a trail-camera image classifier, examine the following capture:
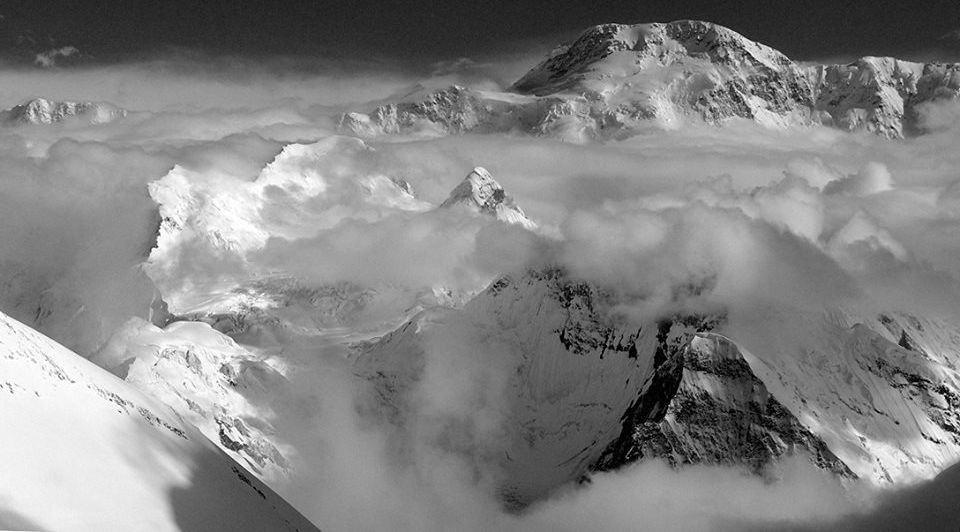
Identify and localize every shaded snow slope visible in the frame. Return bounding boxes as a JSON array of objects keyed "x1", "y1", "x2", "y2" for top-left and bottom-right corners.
[
  {"x1": 354, "y1": 268, "x2": 659, "y2": 506},
  {"x1": 0, "y1": 261, "x2": 170, "y2": 357},
  {"x1": 0, "y1": 309, "x2": 319, "y2": 532}
]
